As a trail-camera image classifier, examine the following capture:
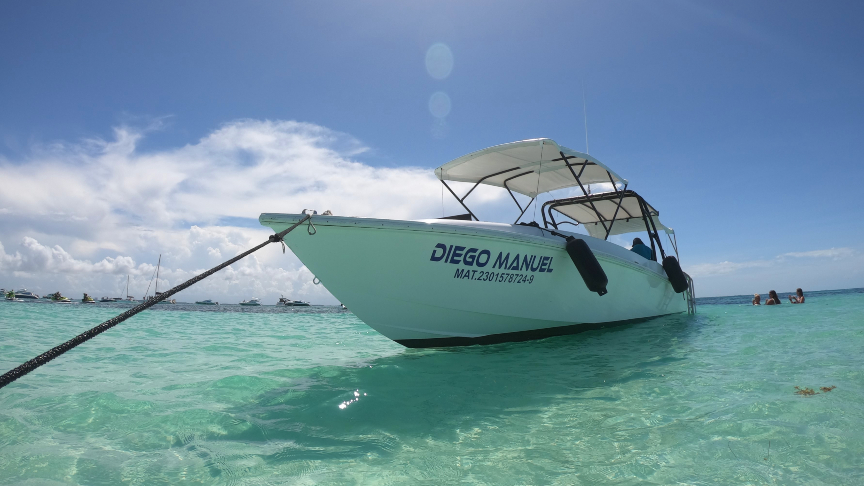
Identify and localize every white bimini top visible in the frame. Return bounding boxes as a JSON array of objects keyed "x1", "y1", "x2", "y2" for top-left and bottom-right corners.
[{"x1": 435, "y1": 138, "x2": 627, "y2": 198}]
